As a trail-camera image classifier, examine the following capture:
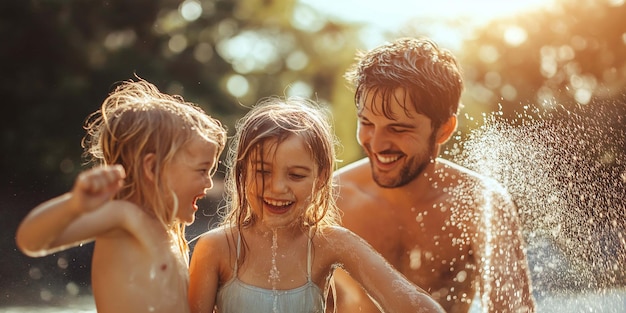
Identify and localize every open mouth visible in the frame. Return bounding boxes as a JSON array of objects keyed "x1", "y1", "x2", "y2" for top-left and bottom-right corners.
[
  {"x1": 191, "y1": 199, "x2": 199, "y2": 211},
  {"x1": 264, "y1": 198, "x2": 294, "y2": 214},
  {"x1": 376, "y1": 154, "x2": 400, "y2": 164},
  {"x1": 192, "y1": 195, "x2": 204, "y2": 211},
  {"x1": 374, "y1": 153, "x2": 403, "y2": 170}
]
